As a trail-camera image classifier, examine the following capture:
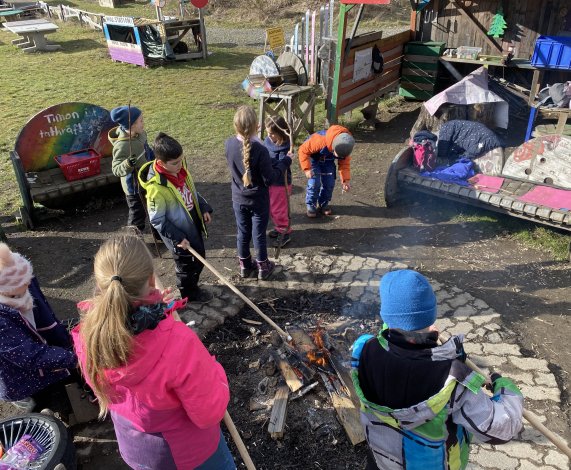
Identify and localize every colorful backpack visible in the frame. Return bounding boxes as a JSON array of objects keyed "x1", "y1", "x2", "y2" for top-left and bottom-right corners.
[{"x1": 411, "y1": 137, "x2": 437, "y2": 172}]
